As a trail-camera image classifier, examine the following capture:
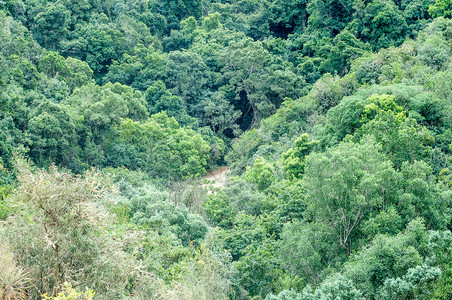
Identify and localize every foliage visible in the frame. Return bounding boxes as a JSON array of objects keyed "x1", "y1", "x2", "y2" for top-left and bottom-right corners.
[
  {"x1": 281, "y1": 134, "x2": 318, "y2": 180},
  {"x1": 303, "y1": 137, "x2": 397, "y2": 255},
  {"x1": 244, "y1": 157, "x2": 277, "y2": 191},
  {"x1": 109, "y1": 114, "x2": 211, "y2": 180},
  {"x1": 0, "y1": 161, "x2": 154, "y2": 299},
  {"x1": 234, "y1": 240, "x2": 281, "y2": 297},
  {"x1": 429, "y1": 0, "x2": 452, "y2": 18},
  {"x1": 41, "y1": 282, "x2": 95, "y2": 300},
  {"x1": 0, "y1": 0, "x2": 451, "y2": 298},
  {"x1": 129, "y1": 184, "x2": 209, "y2": 246},
  {"x1": 0, "y1": 243, "x2": 32, "y2": 300}
]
